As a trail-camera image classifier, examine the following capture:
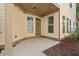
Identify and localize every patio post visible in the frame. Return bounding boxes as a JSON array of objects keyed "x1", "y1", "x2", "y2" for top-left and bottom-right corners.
[{"x1": 5, "y1": 3, "x2": 13, "y2": 56}]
